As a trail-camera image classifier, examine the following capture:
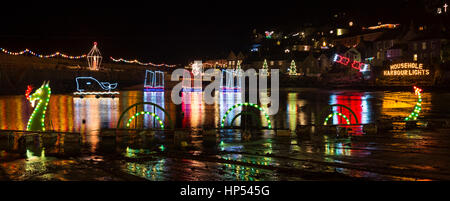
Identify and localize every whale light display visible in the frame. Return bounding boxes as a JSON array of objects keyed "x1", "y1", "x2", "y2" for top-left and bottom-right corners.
[{"x1": 74, "y1": 77, "x2": 119, "y2": 96}]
